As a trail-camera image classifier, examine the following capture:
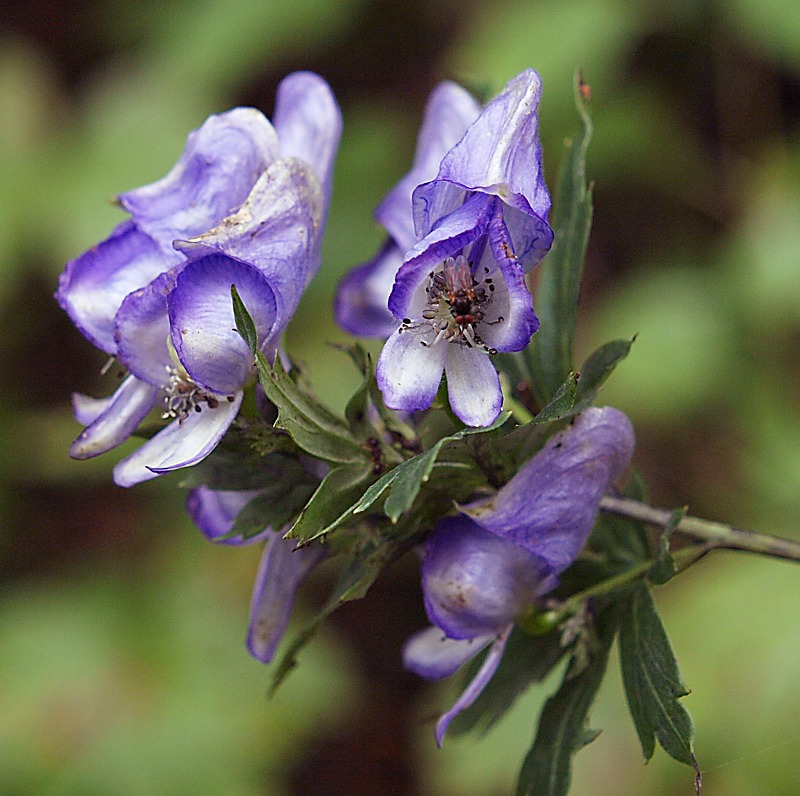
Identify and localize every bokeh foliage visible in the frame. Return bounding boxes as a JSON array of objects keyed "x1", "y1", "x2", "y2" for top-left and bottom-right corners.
[{"x1": 1, "y1": 0, "x2": 800, "y2": 793}]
